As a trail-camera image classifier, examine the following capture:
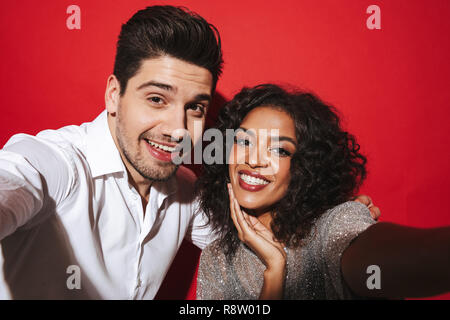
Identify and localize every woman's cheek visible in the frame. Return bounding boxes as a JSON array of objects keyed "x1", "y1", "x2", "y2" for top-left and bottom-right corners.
[{"x1": 277, "y1": 158, "x2": 292, "y2": 189}]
